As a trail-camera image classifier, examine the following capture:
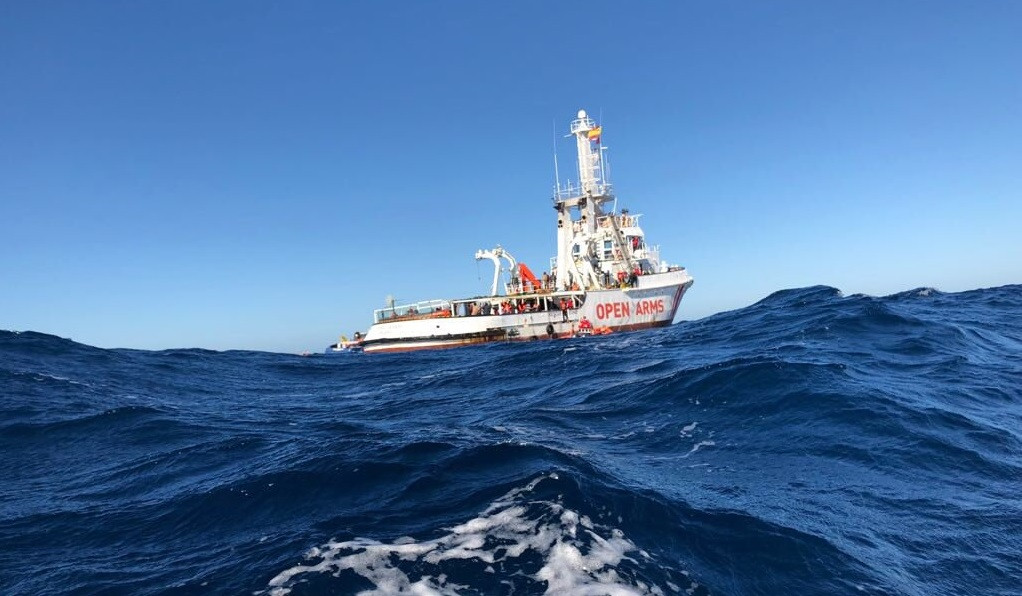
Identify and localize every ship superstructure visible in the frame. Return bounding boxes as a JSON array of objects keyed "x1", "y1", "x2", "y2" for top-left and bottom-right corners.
[
  {"x1": 328, "y1": 109, "x2": 693, "y2": 354},
  {"x1": 553, "y1": 110, "x2": 669, "y2": 293}
]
